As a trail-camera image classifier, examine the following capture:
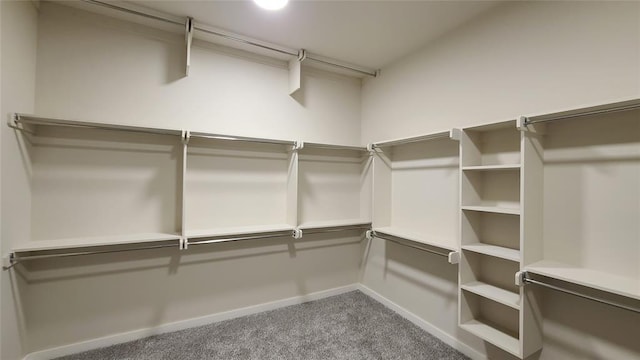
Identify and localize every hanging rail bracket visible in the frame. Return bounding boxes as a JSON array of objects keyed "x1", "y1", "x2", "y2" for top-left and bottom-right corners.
[
  {"x1": 292, "y1": 229, "x2": 303, "y2": 239},
  {"x1": 181, "y1": 130, "x2": 191, "y2": 144},
  {"x1": 293, "y1": 141, "x2": 304, "y2": 151},
  {"x1": 2, "y1": 253, "x2": 16, "y2": 271},
  {"x1": 7, "y1": 113, "x2": 35, "y2": 135},
  {"x1": 447, "y1": 251, "x2": 460, "y2": 265}
]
